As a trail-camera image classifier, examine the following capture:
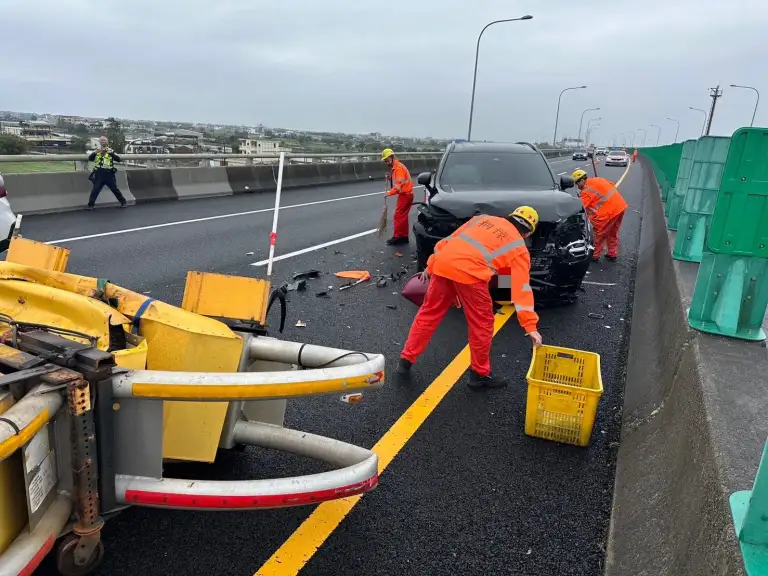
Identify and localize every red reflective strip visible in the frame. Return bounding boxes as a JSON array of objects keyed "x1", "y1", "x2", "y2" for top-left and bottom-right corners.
[
  {"x1": 124, "y1": 475, "x2": 378, "y2": 509},
  {"x1": 17, "y1": 535, "x2": 55, "y2": 576},
  {"x1": 269, "y1": 232, "x2": 277, "y2": 246}
]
